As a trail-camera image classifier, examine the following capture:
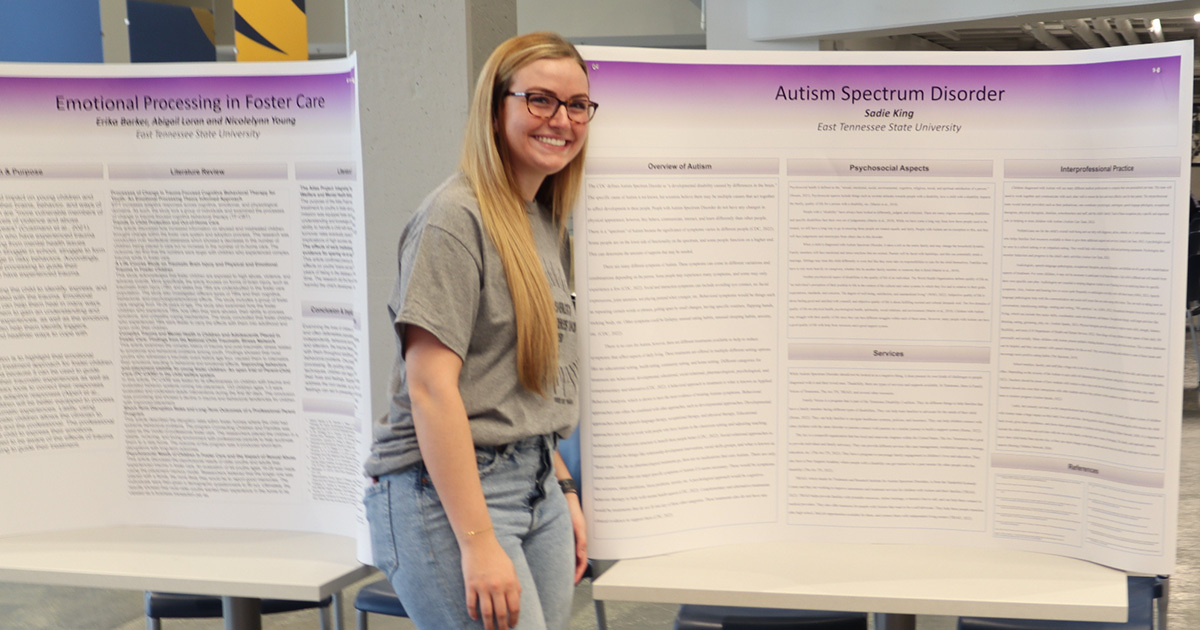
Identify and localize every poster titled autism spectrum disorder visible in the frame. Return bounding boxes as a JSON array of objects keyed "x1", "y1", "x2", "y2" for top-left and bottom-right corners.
[{"x1": 574, "y1": 41, "x2": 1191, "y2": 575}]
